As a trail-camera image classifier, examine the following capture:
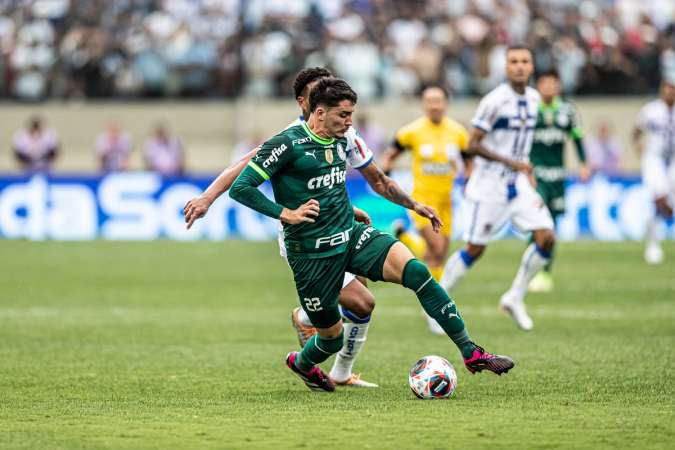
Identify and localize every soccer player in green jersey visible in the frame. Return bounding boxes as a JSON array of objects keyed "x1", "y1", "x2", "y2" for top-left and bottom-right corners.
[
  {"x1": 529, "y1": 69, "x2": 590, "y2": 292},
  {"x1": 229, "y1": 77, "x2": 514, "y2": 392}
]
